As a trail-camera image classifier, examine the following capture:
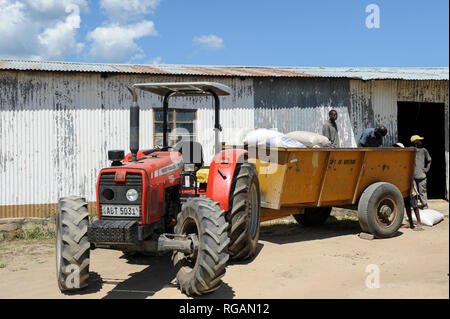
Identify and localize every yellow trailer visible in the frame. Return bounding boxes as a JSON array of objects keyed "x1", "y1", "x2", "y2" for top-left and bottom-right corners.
[{"x1": 224, "y1": 145, "x2": 415, "y2": 238}]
